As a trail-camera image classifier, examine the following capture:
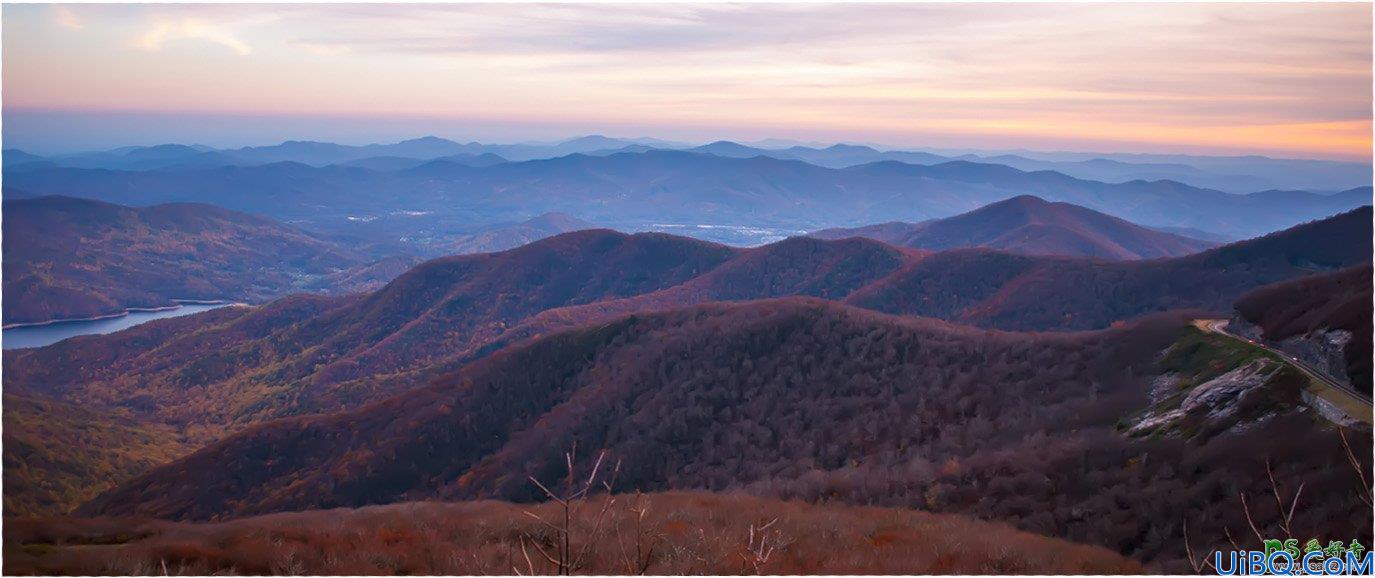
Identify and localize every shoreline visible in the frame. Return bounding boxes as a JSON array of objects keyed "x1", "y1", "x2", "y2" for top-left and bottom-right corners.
[{"x1": 2, "y1": 299, "x2": 239, "y2": 330}]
